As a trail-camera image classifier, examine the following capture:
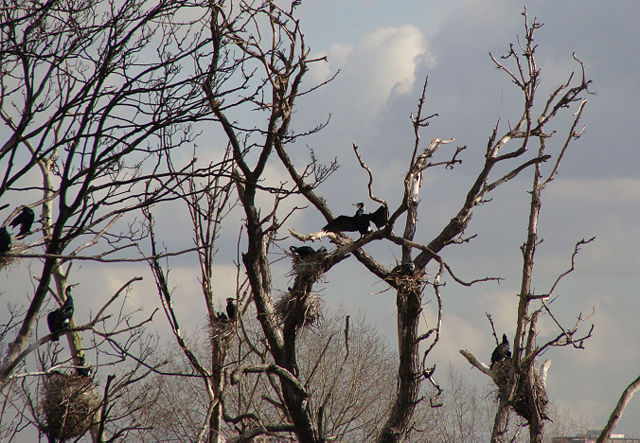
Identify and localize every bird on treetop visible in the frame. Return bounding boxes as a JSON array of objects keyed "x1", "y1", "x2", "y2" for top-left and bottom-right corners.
[{"x1": 490, "y1": 333, "x2": 511, "y2": 368}]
